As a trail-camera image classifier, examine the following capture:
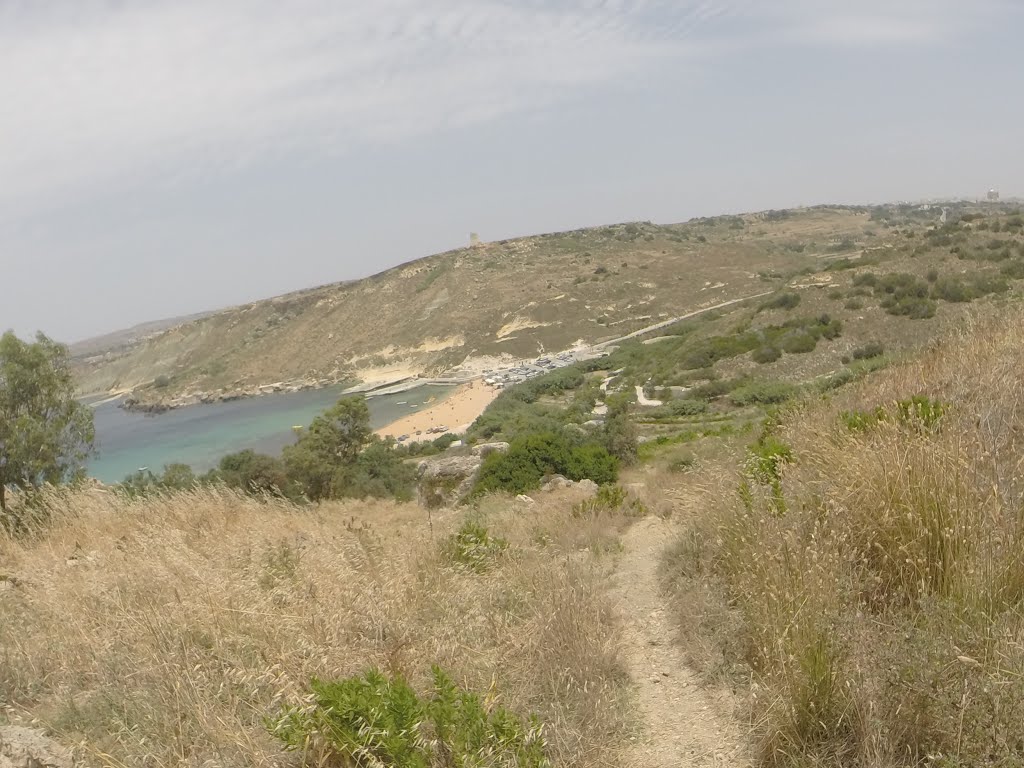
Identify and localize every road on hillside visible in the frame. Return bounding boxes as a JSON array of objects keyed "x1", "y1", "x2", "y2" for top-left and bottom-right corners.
[{"x1": 593, "y1": 292, "x2": 773, "y2": 349}]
